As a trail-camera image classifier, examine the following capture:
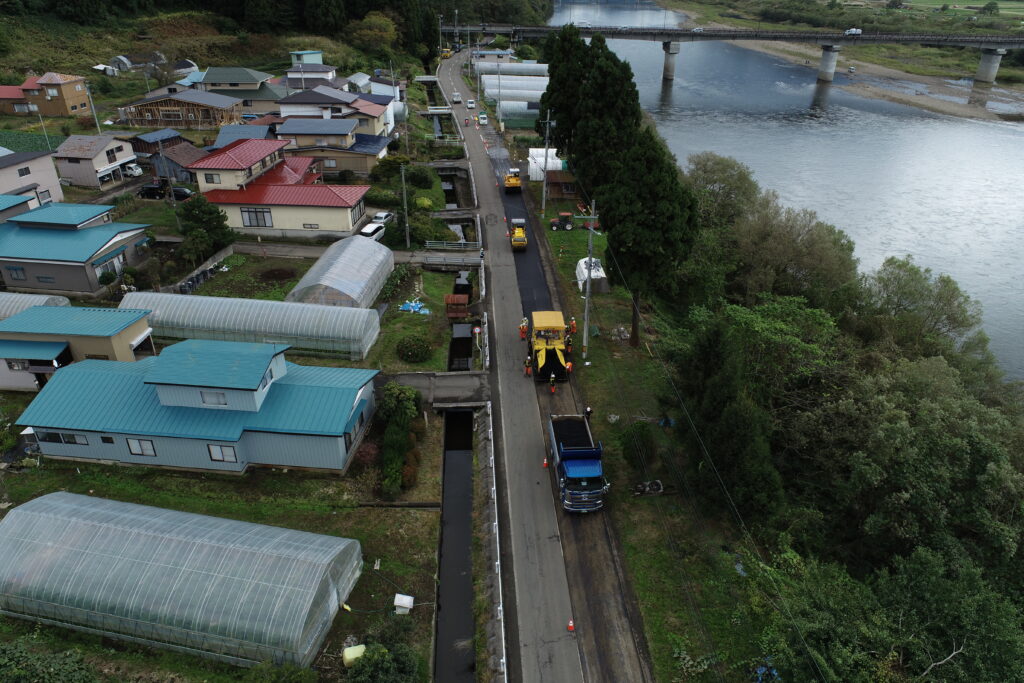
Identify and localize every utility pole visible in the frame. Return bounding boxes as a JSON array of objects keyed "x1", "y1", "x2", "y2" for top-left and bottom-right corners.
[
  {"x1": 582, "y1": 201, "x2": 597, "y2": 360},
  {"x1": 438, "y1": 14, "x2": 443, "y2": 57},
  {"x1": 401, "y1": 164, "x2": 410, "y2": 249},
  {"x1": 157, "y1": 137, "x2": 183, "y2": 234},
  {"x1": 454, "y1": 9, "x2": 459, "y2": 47},
  {"x1": 36, "y1": 114, "x2": 51, "y2": 150},
  {"x1": 540, "y1": 109, "x2": 552, "y2": 217},
  {"x1": 85, "y1": 84, "x2": 101, "y2": 134}
]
